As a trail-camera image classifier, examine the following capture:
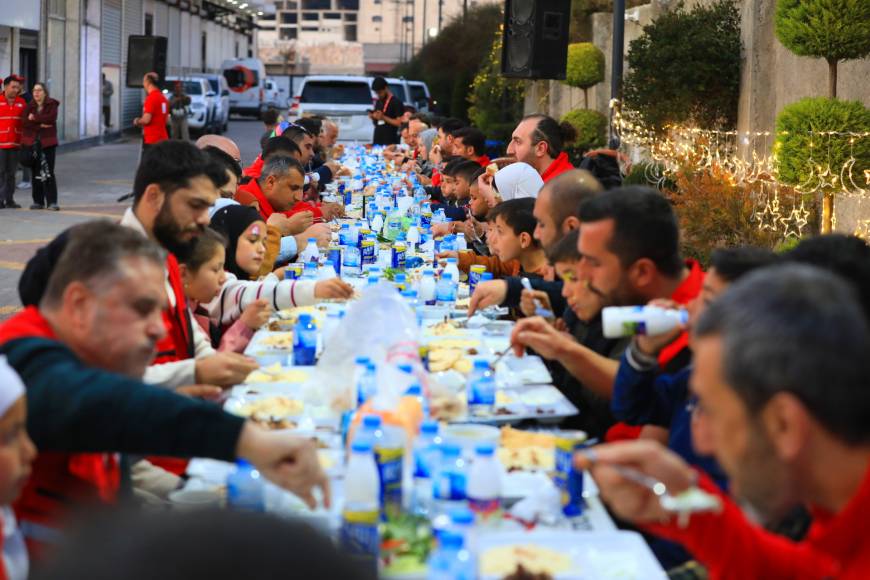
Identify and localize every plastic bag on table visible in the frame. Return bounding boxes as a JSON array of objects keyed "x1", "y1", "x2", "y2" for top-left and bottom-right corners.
[{"x1": 307, "y1": 281, "x2": 424, "y2": 414}]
